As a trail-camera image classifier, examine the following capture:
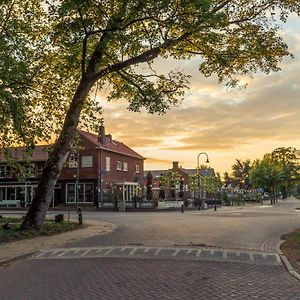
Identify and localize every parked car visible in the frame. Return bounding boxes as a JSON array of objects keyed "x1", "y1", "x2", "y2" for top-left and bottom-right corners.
[{"x1": 262, "y1": 192, "x2": 269, "y2": 200}]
